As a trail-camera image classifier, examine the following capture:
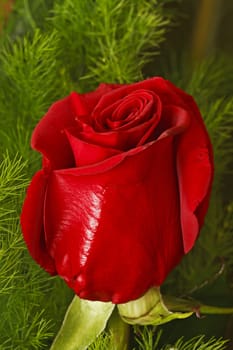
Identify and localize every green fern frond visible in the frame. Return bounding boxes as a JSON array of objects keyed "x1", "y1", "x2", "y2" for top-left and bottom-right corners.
[
  {"x1": 0, "y1": 306, "x2": 53, "y2": 350},
  {"x1": 134, "y1": 329, "x2": 228, "y2": 350},
  {"x1": 203, "y1": 98, "x2": 233, "y2": 178},
  {"x1": 0, "y1": 29, "x2": 61, "y2": 124},
  {"x1": 135, "y1": 326, "x2": 162, "y2": 350},
  {"x1": 87, "y1": 332, "x2": 113, "y2": 350},
  {"x1": 162, "y1": 335, "x2": 228, "y2": 350},
  {"x1": 0, "y1": 152, "x2": 28, "y2": 201},
  {"x1": 0, "y1": 29, "x2": 66, "y2": 164},
  {"x1": 186, "y1": 56, "x2": 233, "y2": 102},
  {"x1": 52, "y1": 0, "x2": 171, "y2": 88}
]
